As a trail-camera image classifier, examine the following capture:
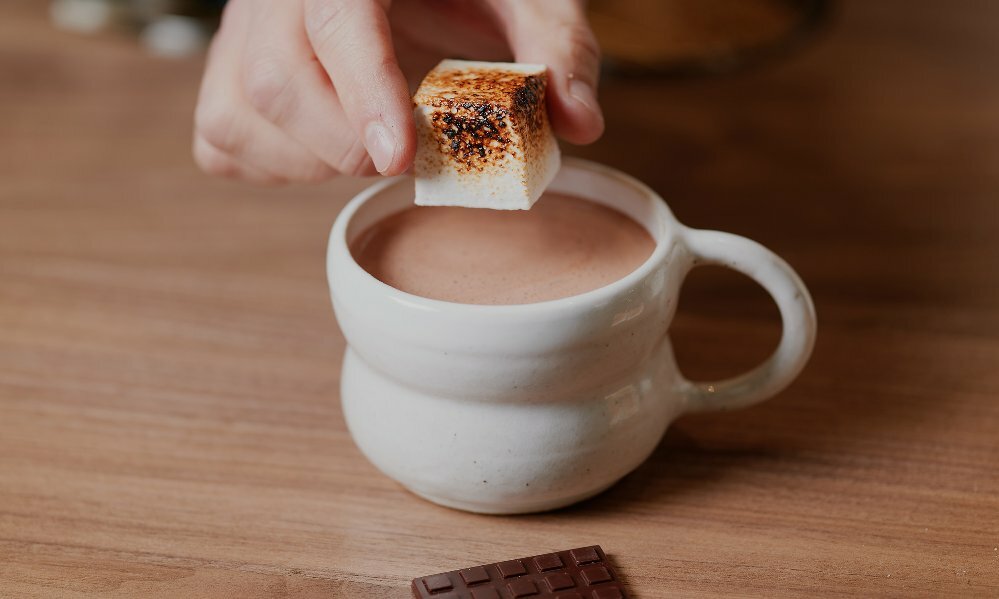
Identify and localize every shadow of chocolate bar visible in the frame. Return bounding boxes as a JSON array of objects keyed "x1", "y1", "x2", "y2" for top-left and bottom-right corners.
[{"x1": 411, "y1": 545, "x2": 628, "y2": 598}]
